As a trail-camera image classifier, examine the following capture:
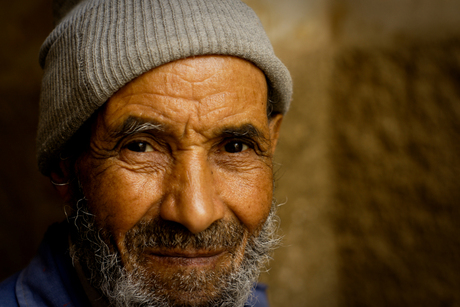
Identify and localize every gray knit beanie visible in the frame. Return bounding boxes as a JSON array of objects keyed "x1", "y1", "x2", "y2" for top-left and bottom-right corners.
[{"x1": 37, "y1": 0, "x2": 292, "y2": 175}]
